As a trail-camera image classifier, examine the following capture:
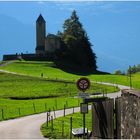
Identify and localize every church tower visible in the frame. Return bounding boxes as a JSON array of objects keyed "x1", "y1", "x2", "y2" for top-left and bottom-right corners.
[{"x1": 36, "y1": 14, "x2": 46, "y2": 55}]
